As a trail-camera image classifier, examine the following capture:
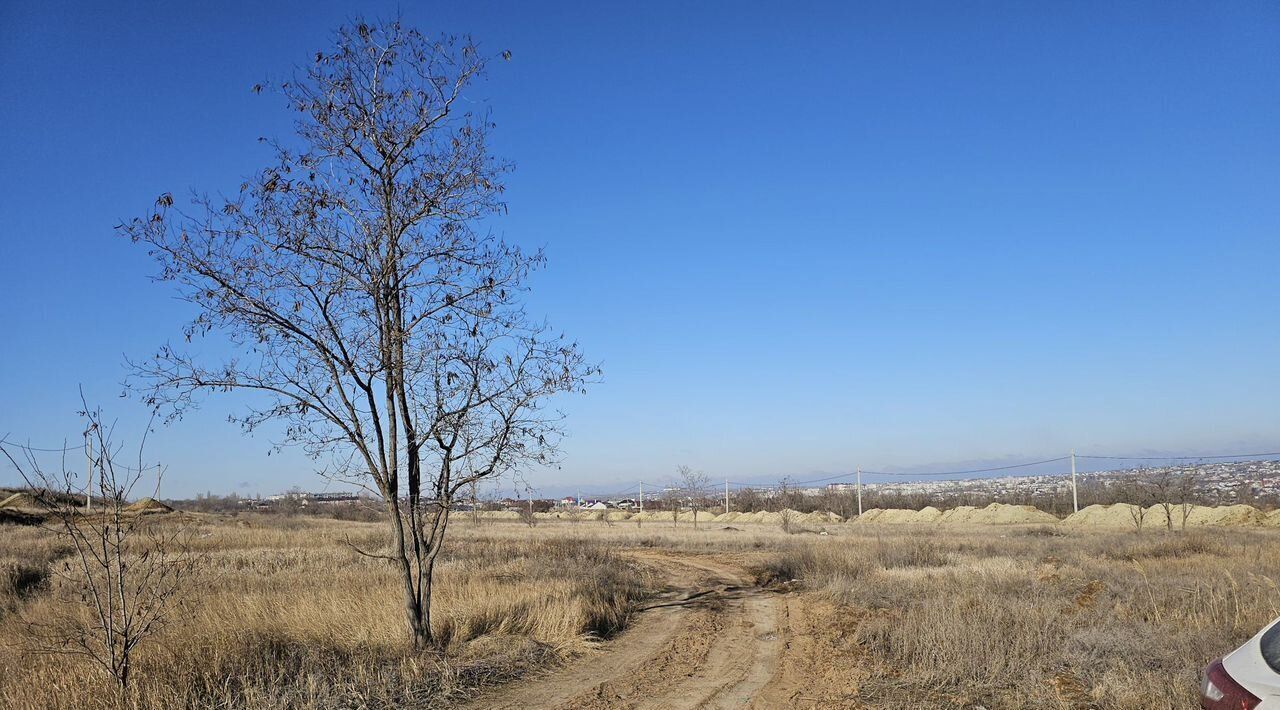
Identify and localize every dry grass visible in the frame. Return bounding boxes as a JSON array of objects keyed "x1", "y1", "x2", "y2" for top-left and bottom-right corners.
[
  {"x1": 0, "y1": 514, "x2": 652, "y2": 709},
  {"x1": 6, "y1": 511, "x2": 1278, "y2": 709},
  {"x1": 0, "y1": 525, "x2": 69, "y2": 619},
  {"x1": 756, "y1": 524, "x2": 1280, "y2": 708}
]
